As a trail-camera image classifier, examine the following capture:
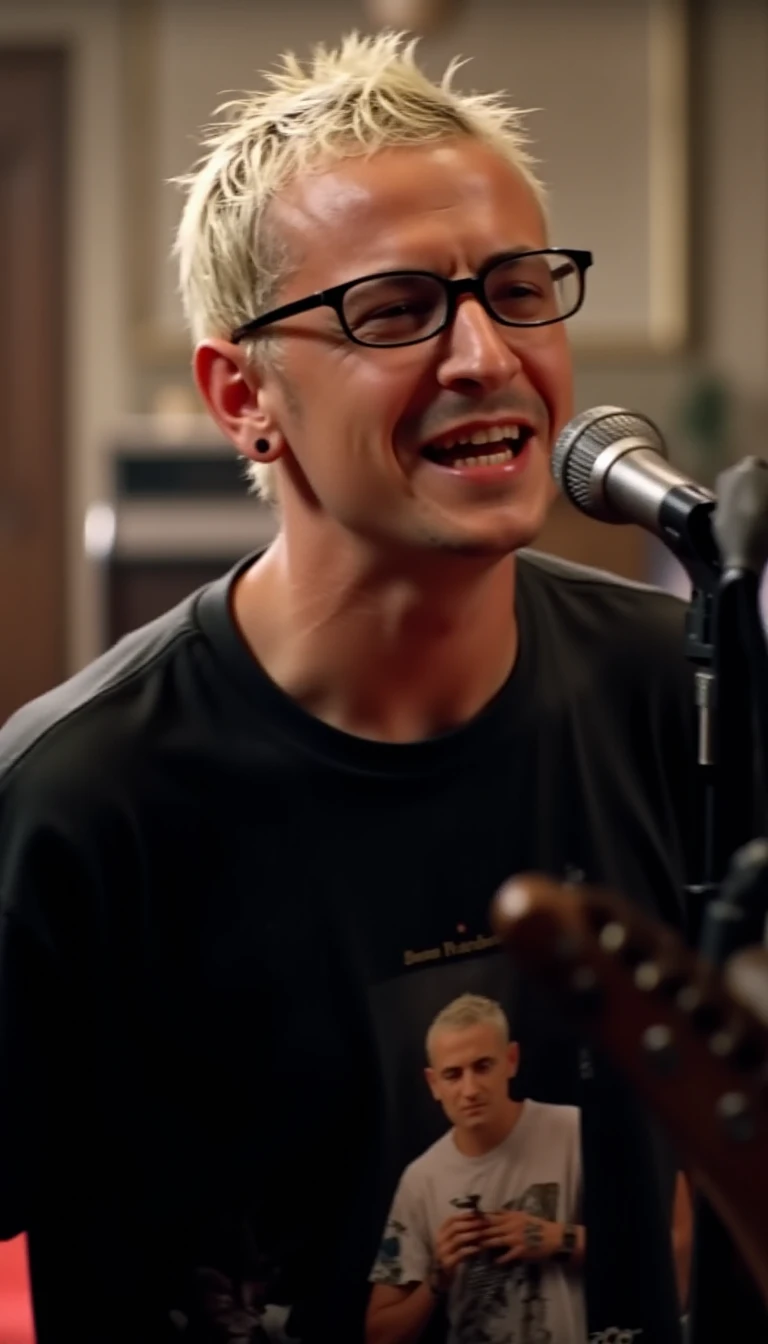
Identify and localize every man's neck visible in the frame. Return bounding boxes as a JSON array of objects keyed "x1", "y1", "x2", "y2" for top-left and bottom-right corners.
[
  {"x1": 232, "y1": 530, "x2": 519, "y2": 744},
  {"x1": 452, "y1": 1099, "x2": 525, "y2": 1158}
]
